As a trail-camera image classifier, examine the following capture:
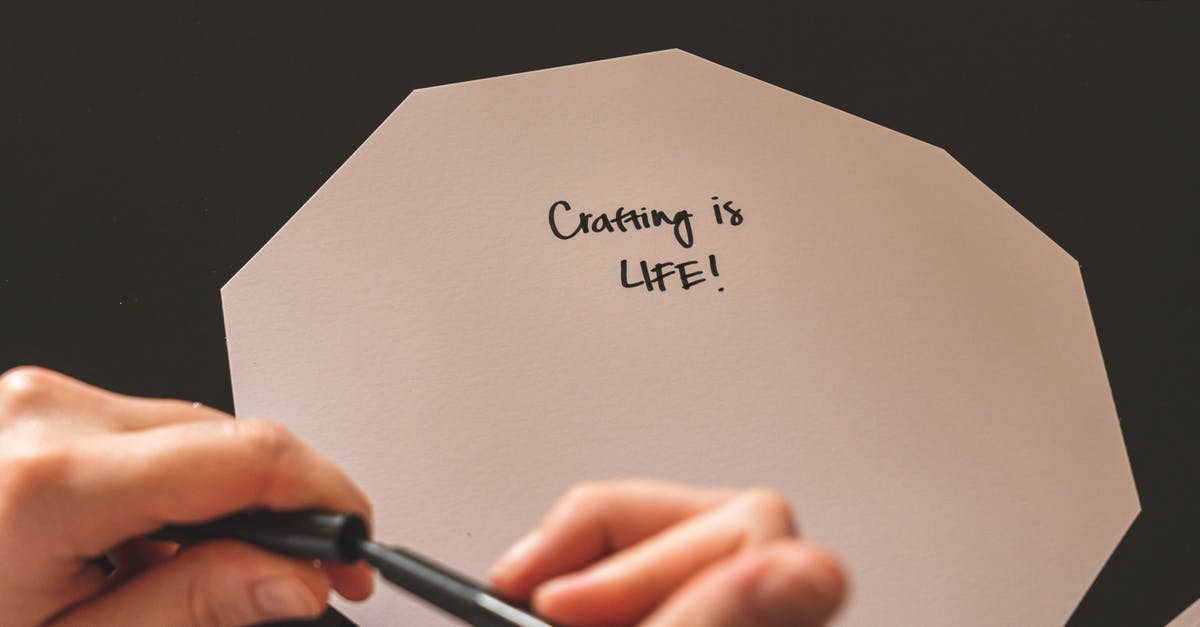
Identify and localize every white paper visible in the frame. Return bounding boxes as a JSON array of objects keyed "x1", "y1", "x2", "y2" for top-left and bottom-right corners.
[{"x1": 222, "y1": 50, "x2": 1138, "y2": 625}]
